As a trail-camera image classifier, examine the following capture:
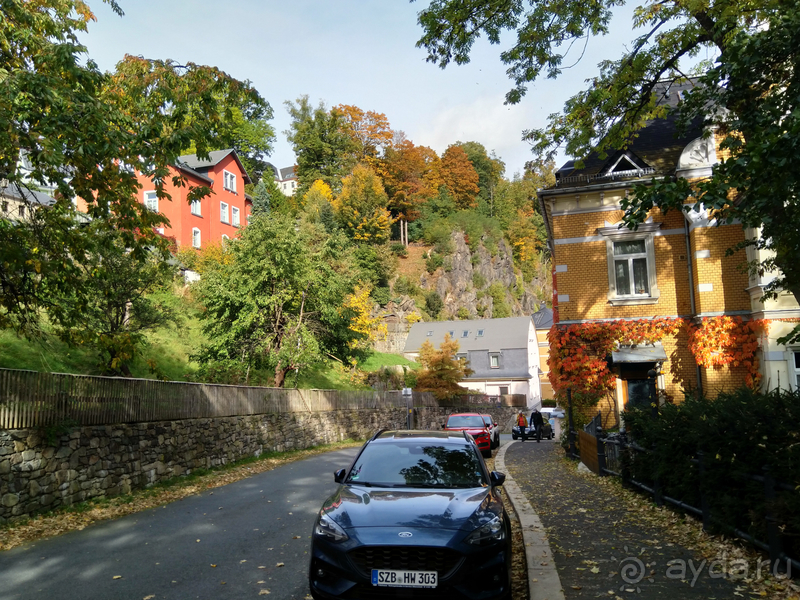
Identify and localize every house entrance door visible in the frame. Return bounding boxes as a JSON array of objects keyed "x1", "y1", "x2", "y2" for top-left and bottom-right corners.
[{"x1": 625, "y1": 378, "x2": 654, "y2": 410}]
